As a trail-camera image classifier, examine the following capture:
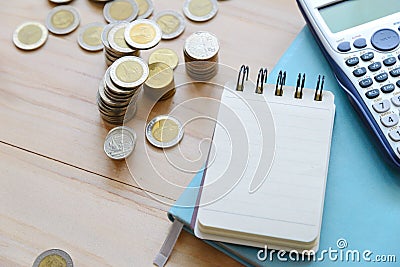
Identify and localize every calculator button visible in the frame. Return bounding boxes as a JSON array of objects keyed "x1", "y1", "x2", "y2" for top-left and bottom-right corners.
[
  {"x1": 391, "y1": 95, "x2": 400, "y2": 106},
  {"x1": 371, "y1": 29, "x2": 400, "y2": 51},
  {"x1": 353, "y1": 67, "x2": 367, "y2": 77},
  {"x1": 368, "y1": 62, "x2": 382, "y2": 72},
  {"x1": 359, "y1": 78, "x2": 373, "y2": 88},
  {"x1": 389, "y1": 130, "x2": 400, "y2": 142},
  {"x1": 361, "y1": 52, "x2": 374, "y2": 61},
  {"x1": 389, "y1": 67, "x2": 400, "y2": 77},
  {"x1": 353, "y1": 38, "x2": 367, "y2": 49},
  {"x1": 372, "y1": 100, "x2": 391, "y2": 113},
  {"x1": 346, "y1": 57, "x2": 359, "y2": 66},
  {"x1": 365, "y1": 89, "x2": 380, "y2": 99},
  {"x1": 375, "y1": 72, "x2": 389, "y2": 83},
  {"x1": 383, "y1": 57, "x2": 397, "y2": 66},
  {"x1": 381, "y1": 83, "x2": 395, "y2": 93},
  {"x1": 337, "y1": 41, "x2": 351, "y2": 52},
  {"x1": 381, "y1": 114, "x2": 399, "y2": 127}
]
